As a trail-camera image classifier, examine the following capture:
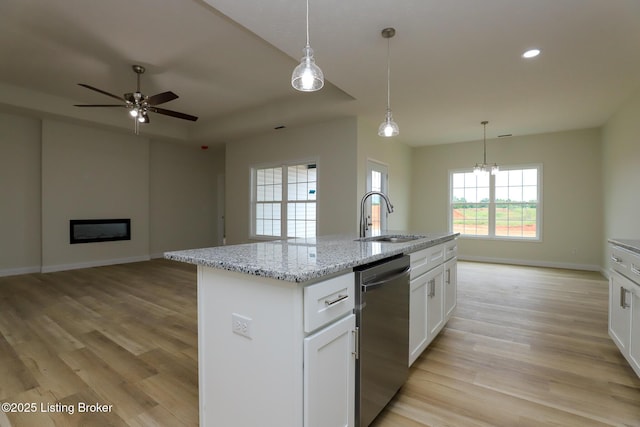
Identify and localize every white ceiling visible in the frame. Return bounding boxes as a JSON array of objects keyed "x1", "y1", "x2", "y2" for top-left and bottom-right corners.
[{"x1": 1, "y1": 0, "x2": 639, "y2": 146}]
